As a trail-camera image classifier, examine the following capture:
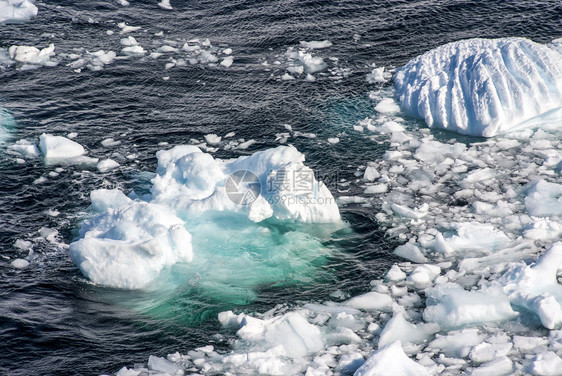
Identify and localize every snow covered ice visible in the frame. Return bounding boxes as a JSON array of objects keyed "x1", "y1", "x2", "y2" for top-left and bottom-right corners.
[
  {"x1": 395, "y1": 38, "x2": 562, "y2": 137},
  {"x1": 0, "y1": 0, "x2": 37, "y2": 23}
]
